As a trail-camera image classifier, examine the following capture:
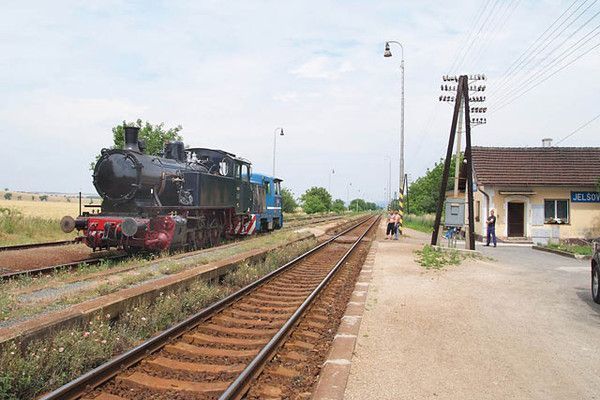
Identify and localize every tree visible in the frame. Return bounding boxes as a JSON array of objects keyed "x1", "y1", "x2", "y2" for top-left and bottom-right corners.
[
  {"x1": 331, "y1": 199, "x2": 346, "y2": 213},
  {"x1": 3, "y1": 192, "x2": 12, "y2": 200},
  {"x1": 365, "y1": 201, "x2": 379, "y2": 210},
  {"x1": 91, "y1": 119, "x2": 183, "y2": 169},
  {"x1": 300, "y1": 187, "x2": 332, "y2": 212},
  {"x1": 31, "y1": 195, "x2": 35, "y2": 201},
  {"x1": 39, "y1": 195, "x2": 48, "y2": 201},
  {"x1": 281, "y1": 188, "x2": 299, "y2": 213},
  {"x1": 17, "y1": 195, "x2": 22, "y2": 201},
  {"x1": 302, "y1": 195, "x2": 327, "y2": 214},
  {"x1": 349, "y1": 198, "x2": 367, "y2": 211},
  {"x1": 407, "y1": 155, "x2": 461, "y2": 215}
]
